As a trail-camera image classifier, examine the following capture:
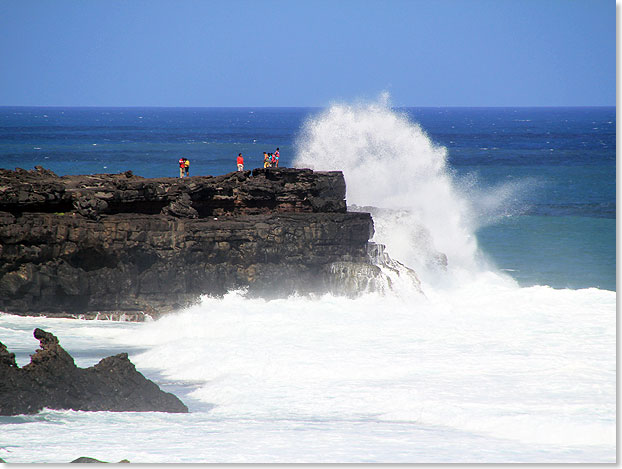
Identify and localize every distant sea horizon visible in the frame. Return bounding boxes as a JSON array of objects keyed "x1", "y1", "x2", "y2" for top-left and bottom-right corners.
[{"x1": 0, "y1": 104, "x2": 615, "y2": 109}]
